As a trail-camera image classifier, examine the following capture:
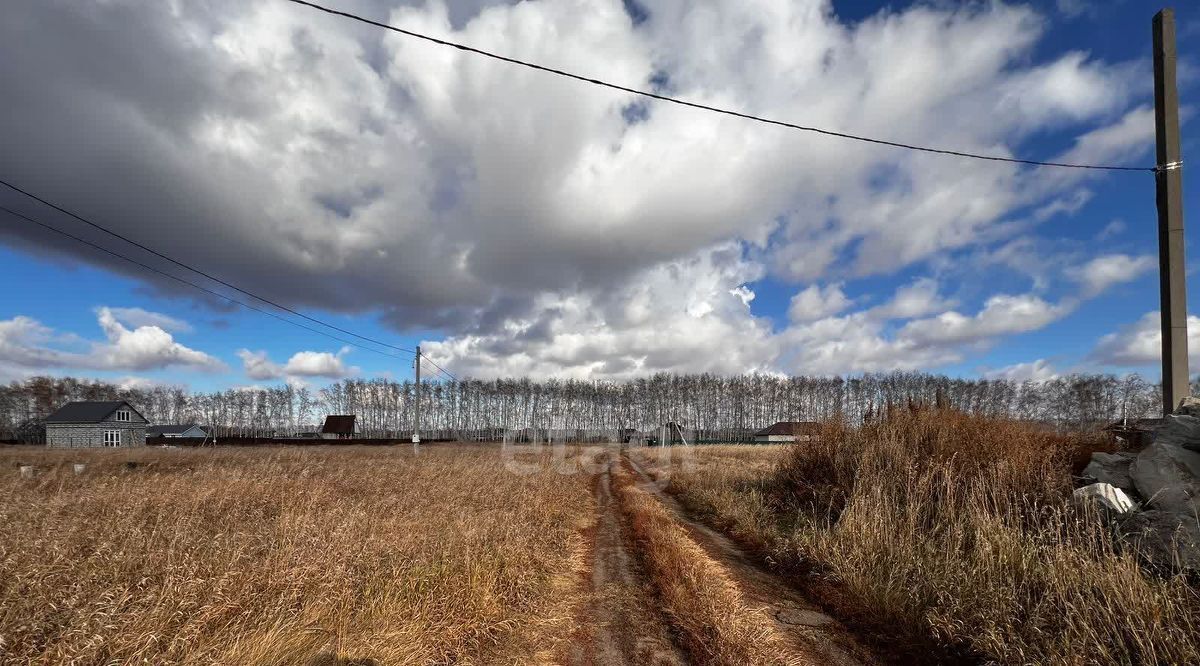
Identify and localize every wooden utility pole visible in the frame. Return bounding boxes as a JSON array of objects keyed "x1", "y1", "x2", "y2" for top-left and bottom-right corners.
[
  {"x1": 413, "y1": 345, "x2": 422, "y2": 444},
  {"x1": 1154, "y1": 9, "x2": 1189, "y2": 415}
]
